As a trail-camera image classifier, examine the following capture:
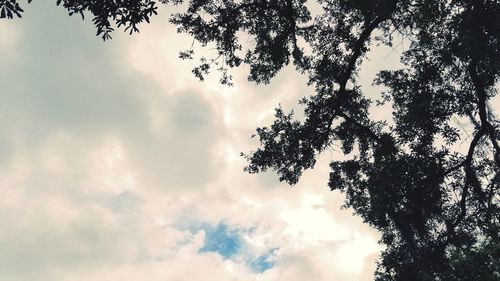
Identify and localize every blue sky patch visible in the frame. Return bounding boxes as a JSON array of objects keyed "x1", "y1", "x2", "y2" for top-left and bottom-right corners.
[
  {"x1": 180, "y1": 221, "x2": 277, "y2": 272},
  {"x1": 248, "y1": 248, "x2": 279, "y2": 273},
  {"x1": 199, "y1": 223, "x2": 243, "y2": 259}
]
